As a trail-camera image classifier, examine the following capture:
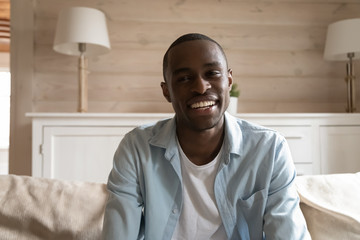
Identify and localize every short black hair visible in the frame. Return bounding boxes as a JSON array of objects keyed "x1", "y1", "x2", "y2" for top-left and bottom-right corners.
[{"x1": 162, "y1": 33, "x2": 228, "y2": 82}]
